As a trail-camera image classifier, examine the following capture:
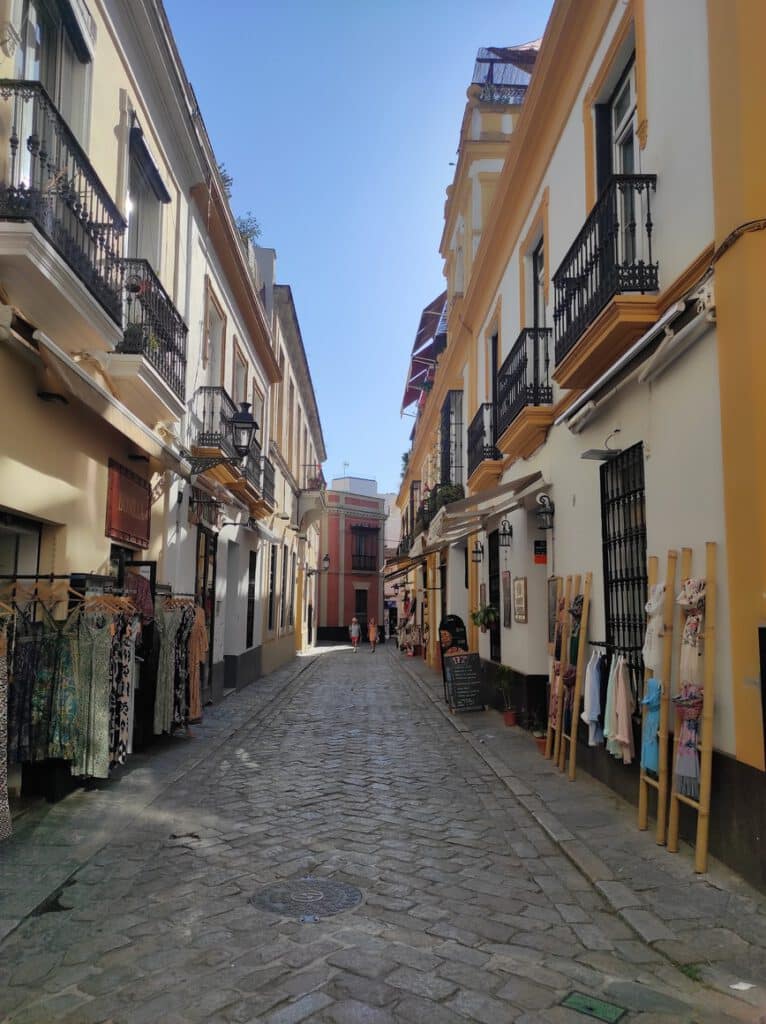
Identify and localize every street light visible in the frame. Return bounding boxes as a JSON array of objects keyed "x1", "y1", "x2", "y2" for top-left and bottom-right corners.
[
  {"x1": 307, "y1": 553, "x2": 330, "y2": 577},
  {"x1": 471, "y1": 540, "x2": 484, "y2": 564},
  {"x1": 536, "y1": 493, "x2": 555, "y2": 531},
  {"x1": 187, "y1": 402, "x2": 258, "y2": 474},
  {"x1": 499, "y1": 519, "x2": 513, "y2": 547}
]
